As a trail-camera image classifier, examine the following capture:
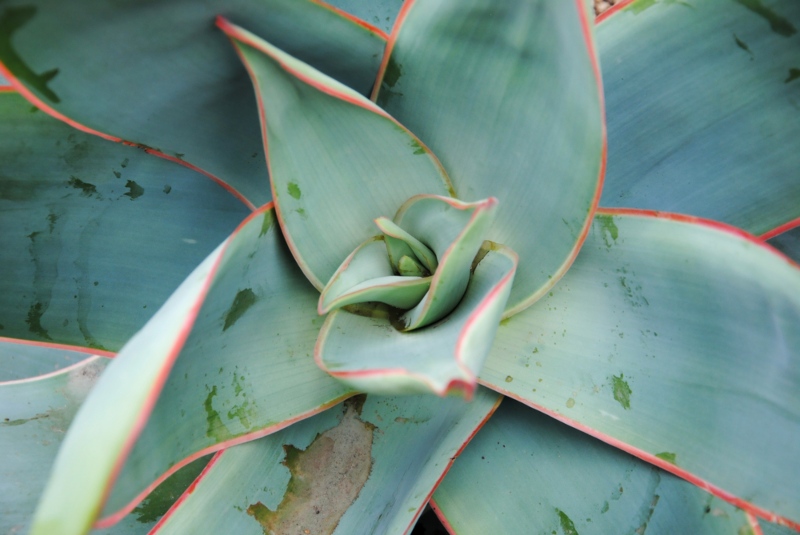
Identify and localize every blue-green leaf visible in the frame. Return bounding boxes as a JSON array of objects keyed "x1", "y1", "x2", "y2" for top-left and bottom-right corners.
[
  {"x1": 30, "y1": 207, "x2": 354, "y2": 535},
  {"x1": 434, "y1": 399, "x2": 754, "y2": 535},
  {"x1": 599, "y1": 0, "x2": 800, "y2": 236},
  {"x1": 0, "y1": 0, "x2": 387, "y2": 207},
  {"x1": 152, "y1": 390, "x2": 500, "y2": 534},
  {"x1": 0, "y1": 354, "x2": 108, "y2": 534},
  {"x1": 376, "y1": 0, "x2": 604, "y2": 315},
  {"x1": 481, "y1": 210, "x2": 800, "y2": 526},
  {"x1": 769, "y1": 225, "x2": 800, "y2": 264},
  {"x1": 317, "y1": 244, "x2": 517, "y2": 396},
  {"x1": 0, "y1": 91, "x2": 249, "y2": 351},
  {"x1": 220, "y1": 20, "x2": 454, "y2": 289}
]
